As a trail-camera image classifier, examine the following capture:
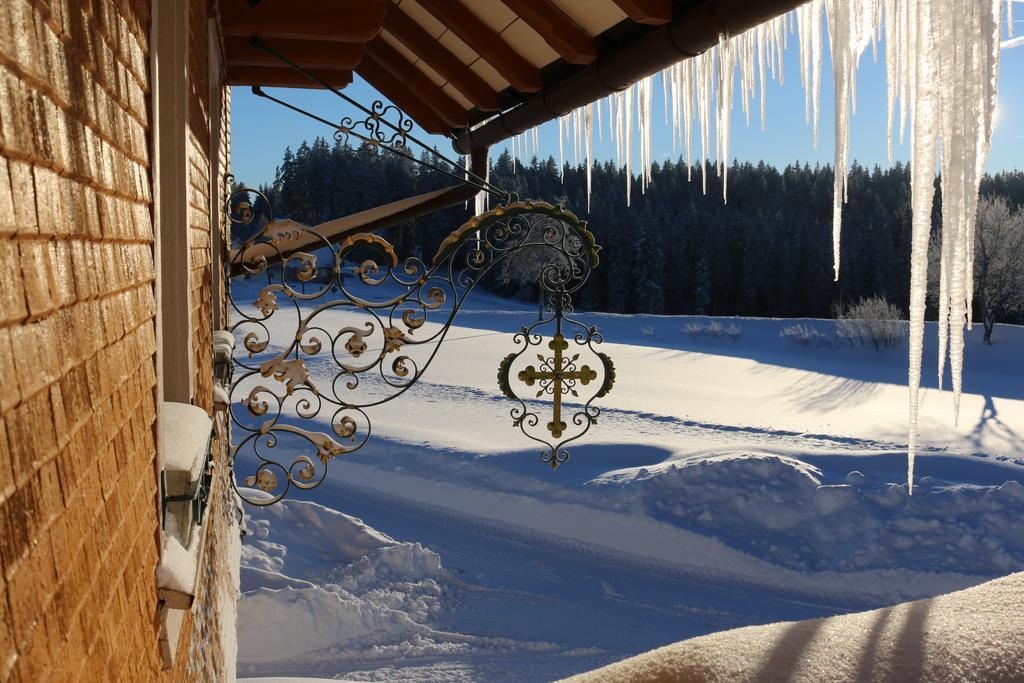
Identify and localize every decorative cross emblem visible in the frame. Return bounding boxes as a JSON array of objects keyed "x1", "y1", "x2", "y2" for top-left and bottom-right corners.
[
  {"x1": 496, "y1": 286, "x2": 614, "y2": 469},
  {"x1": 517, "y1": 334, "x2": 598, "y2": 438}
]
